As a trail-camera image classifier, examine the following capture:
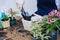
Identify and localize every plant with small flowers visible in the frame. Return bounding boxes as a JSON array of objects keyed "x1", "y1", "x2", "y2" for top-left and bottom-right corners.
[{"x1": 40, "y1": 10, "x2": 60, "y2": 34}]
